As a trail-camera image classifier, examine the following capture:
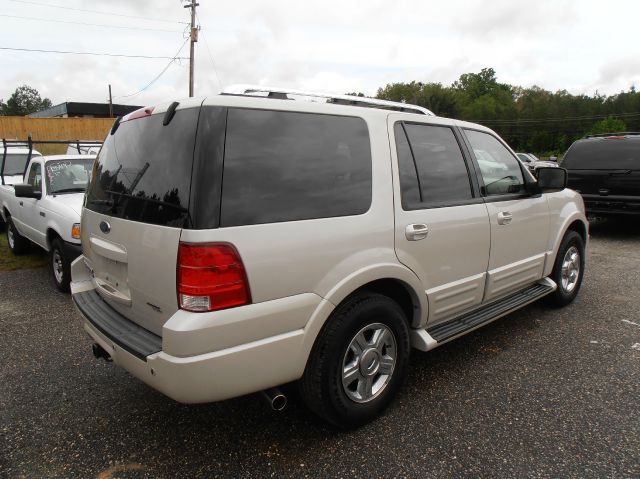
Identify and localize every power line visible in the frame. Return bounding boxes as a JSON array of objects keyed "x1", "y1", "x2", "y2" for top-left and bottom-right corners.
[
  {"x1": 115, "y1": 38, "x2": 190, "y2": 101},
  {"x1": 472, "y1": 111, "x2": 640, "y2": 125},
  {"x1": 0, "y1": 46, "x2": 189, "y2": 60},
  {"x1": 196, "y1": 13, "x2": 223, "y2": 89},
  {"x1": 0, "y1": 13, "x2": 184, "y2": 33},
  {"x1": 8, "y1": 0, "x2": 188, "y2": 25}
]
